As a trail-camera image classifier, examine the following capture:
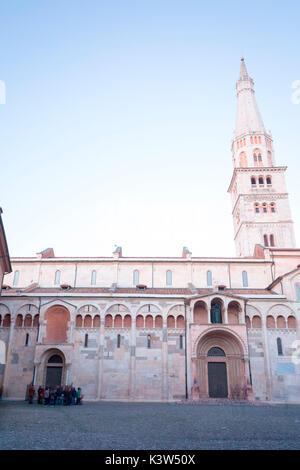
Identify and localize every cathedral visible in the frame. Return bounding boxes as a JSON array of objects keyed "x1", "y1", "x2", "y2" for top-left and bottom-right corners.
[{"x1": 1, "y1": 59, "x2": 300, "y2": 403}]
